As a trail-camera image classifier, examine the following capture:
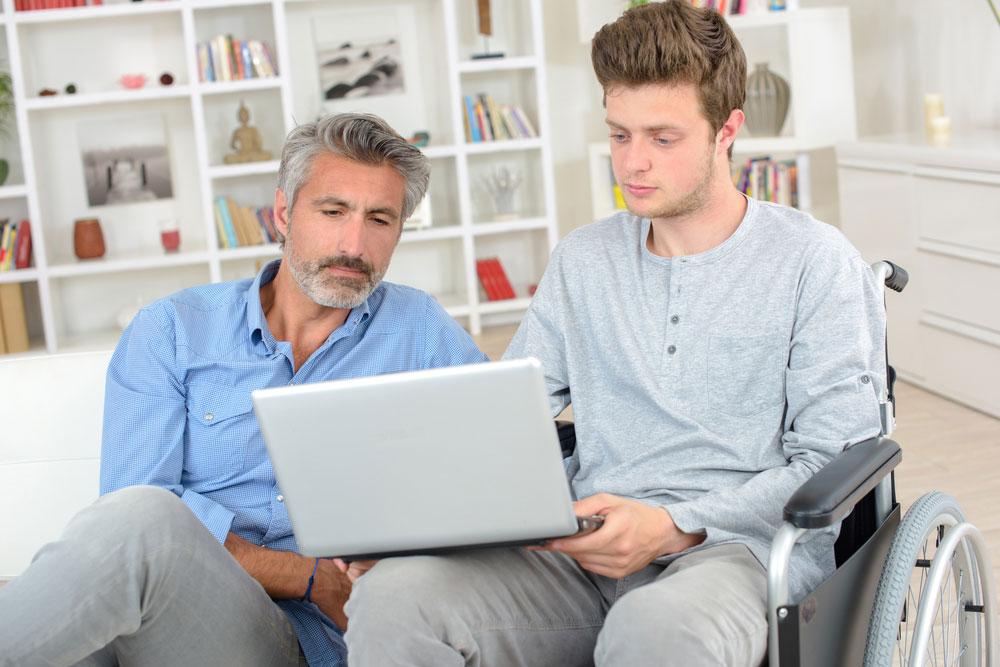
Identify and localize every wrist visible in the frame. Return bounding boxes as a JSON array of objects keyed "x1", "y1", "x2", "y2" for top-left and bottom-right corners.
[{"x1": 301, "y1": 558, "x2": 320, "y2": 602}]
